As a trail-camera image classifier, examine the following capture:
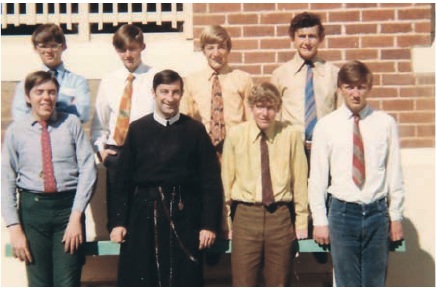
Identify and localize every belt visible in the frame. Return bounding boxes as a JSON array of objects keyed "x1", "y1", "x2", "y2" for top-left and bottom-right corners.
[
  {"x1": 18, "y1": 188, "x2": 75, "y2": 198},
  {"x1": 332, "y1": 197, "x2": 387, "y2": 208},
  {"x1": 233, "y1": 200, "x2": 292, "y2": 213},
  {"x1": 135, "y1": 185, "x2": 187, "y2": 201}
]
